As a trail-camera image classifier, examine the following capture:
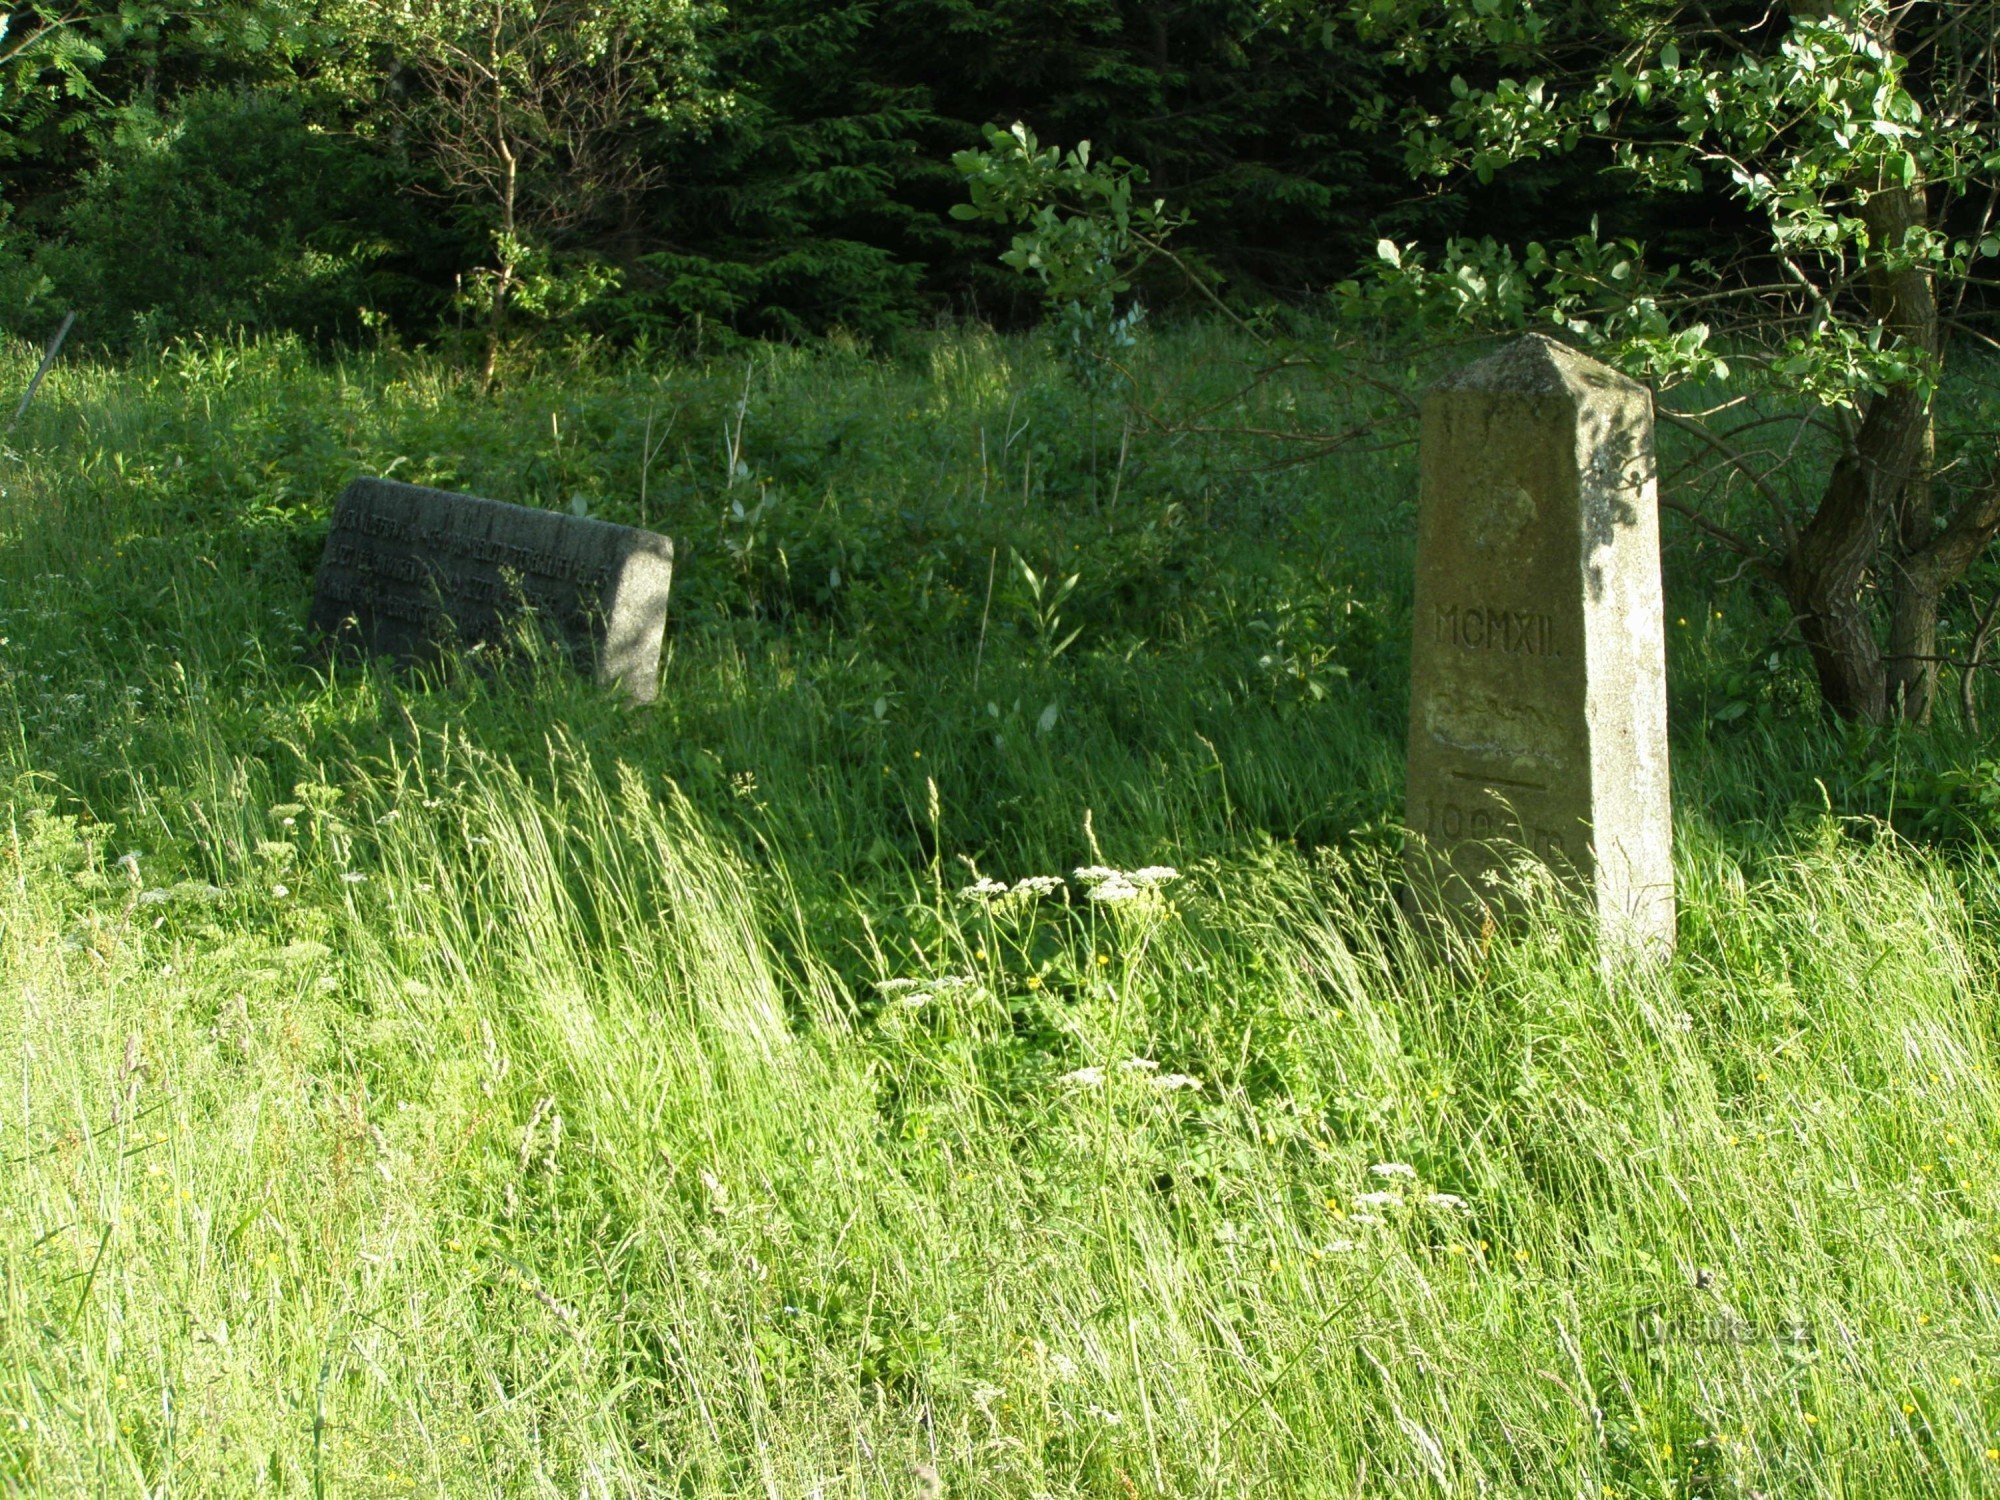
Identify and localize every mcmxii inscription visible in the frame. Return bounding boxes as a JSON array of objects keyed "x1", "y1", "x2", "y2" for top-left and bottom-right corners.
[
  {"x1": 1404, "y1": 334, "x2": 1674, "y2": 959},
  {"x1": 309, "y1": 477, "x2": 675, "y2": 702}
]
